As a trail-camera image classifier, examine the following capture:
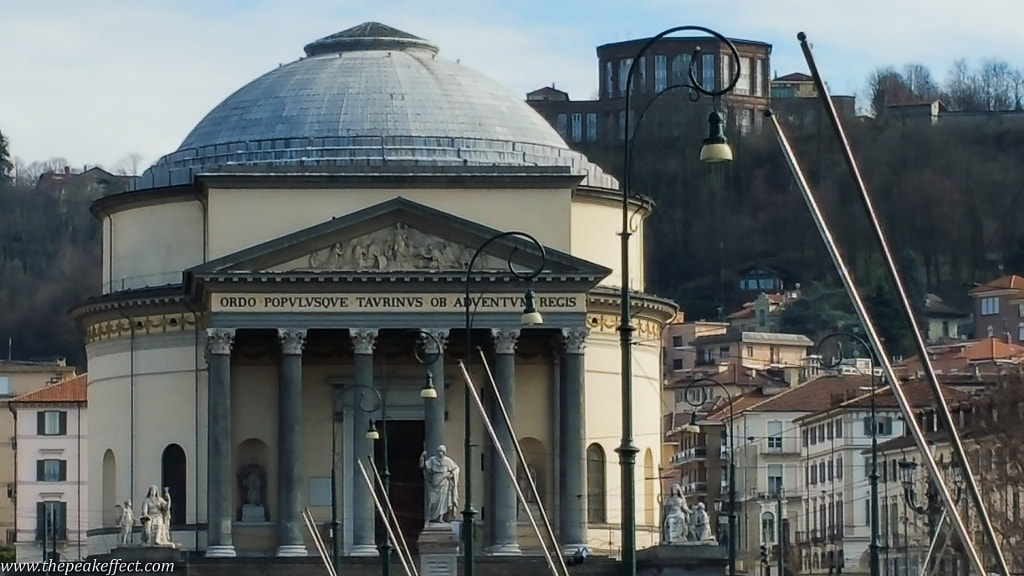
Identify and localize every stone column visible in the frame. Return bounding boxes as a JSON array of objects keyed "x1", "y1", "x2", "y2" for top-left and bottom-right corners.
[
  {"x1": 277, "y1": 329, "x2": 307, "y2": 557},
  {"x1": 350, "y1": 328, "x2": 378, "y2": 556},
  {"x1": 490, "y1": 328, "x2": 521, "y2": 555},
  {"x1": 559, "y1": 327, "x2": 589, "y2": 553},
  {"x1": 421, "y1": 330, "x2": 448, "y2": 456},
  {"x1": 205, "y1": 328, "x2": 236, "y2": 558}
]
